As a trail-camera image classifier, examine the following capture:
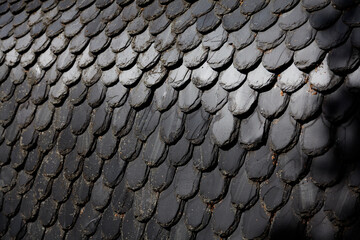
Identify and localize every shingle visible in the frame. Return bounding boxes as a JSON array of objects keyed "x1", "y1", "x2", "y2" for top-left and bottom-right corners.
[
  {"x1": 288, "y1": 82, "x2": 323, "y2": 121},
  {"x1": 156, "y1": 183, "x2": 184, "y2": 227},
  {"x1": 301, "y1": 0, "x2": 330, "y2": 12},
  {"x1": 247, "y1": 63, "x2": 276, "y2": 90},
  {"x1": 309, "y1": 4, "x2": 341, "y2": 31},
  {"x1": 143, "y1": 0, "x2": 165, "y2": 21},
  {"x1": 171, "y1": 8, "x2": 196, "y2": 34},
  {"x1": 39, "y1": 196, "x2": 58, "y2": 225},
  {"x1": 111, "y1": 180, "x2": 134, "y2": 214},
  {"x1": 134, "y1": 102, "x2": 161, "y2": 141},
  {"x1": 239, "y1": 109, "x2": 268, "y2": 149},
  {"x1": 245, "y1": 145, "x2": 276, "y2": 181},
  {"x1": 212, "y1": 193, "x2": 239, "y2": 237},
  {"x1": 219, "y1": 64, "x2": 246, "y2": 90},
  {"x1": 343, "y1": 5, "x2": 360, "y2": 27},
  {"x1": 125, "y1": 155, "x2": 149, "y2": 190},
  {"x1": 241, "y1": 200, "x2": 270, "y2": 239},
  {"x1": 278, "y1": 3, "x2": 308, "y2": 31},
  {"x1": 15, "y1": 80, "x2": 33, "y2": 103},
  {"x1": 256, "y1": 24, "x2": 285, "y2": 51},
  {"x1": 154, "y1": 24, "x2": 176, "y2": 51},
  {"x1": 200, "y1": 166, "x2": 228, "y2": 203},
  {"x1": 218, "y1": 143, "x2": 246, "y2": 177},
  {"x1": 14, "y1": 21, "x2": 30, "y2": 38},
  {"x1": 105, "y1": 81, "x2": 128, "y2": 107},
  {"x1": 315, "y1": 18, "x2": 350, "y2": 50},
  {"x1": 178, "y1": 81, "x2": 201, "y2": 112},
  {"x1": 119, "y1": 129, "x2": 142, "y2": 161},
  {"x1": 233, "y1": 41, "x2": 262, "y2": 71},
  {"x1": 166, "y1": 0, "x2": 189, "y2": 19},
  {"x1": 250, "y1": 4, "x2": 278, "y2": 32},
  {"x1": 87, "y1": 81, "x2": 106, "y2": 108},
  {"x1": 41, "y1": 148, "x2": 63, "y2": 177},
  {"x1": 101, "y1": 1, "x2": 121, "y2": 22},
  {"x1": 82, "y1": 63, "x2": 102, "y2": 86},
  {"x1": 168, "y1": 65, "x2": 191, "y2": 89},
  {"x1": 142, "y1": 126, "x2": 167, "y2": 167},
  {"x1": 69, "y1": 28, "x2": 89, "y2": 54},
  {"x1": 167, "y1": 135, "x2": 193, "y2": 166},
  {"x1": 207, "y1": 43, "x2": 234, "y2": 70},
  {"x1": 132, "y1": 28, "x2": 154, "y2": 52},
  {"x1": 177, "y1": 23, "x2": 201, "y2": 52},
  {"x1": 222, "y1": 8, "x2": 249, "y2": 32},
  {"x1": 63, "y1": 150, "x2": 83, "y2": 181},
  {"x1": 144, "y1": 218, "x2": 170, "y2": 240},
  {"x1": 260, "y1": 172, "x2": 291, "y2": 212},
  {"x1": 105, "y1": 14, "x2": 127, "y2": 37},
  {"x1": 191, "y1": 0, "x2": 214, "y2": 17},
  {"x1": 159, "y1": 104, "x2": 184, "y2": 144},
  {"x1": 134, "y1": 181, "x2": 158, "y2": 222},
  {"x1": 308, "y1": 57, "x2": 342, "y2": 92},
  {"x1": 285, "y1": 21, "x2": 316, "y2": 51},
  {"x1": 34, "y1": 102, "x2": 54, "y2": 131},
  {"x1": 89, "y1": 30, "x2": 110, "y2": 54},
  {"x1": 327, "y1": 39, "x2": 360, "y2": 74},
  {"x1": 184, "y1": 194, "x2": 210, "y2": 231},
  {"x1": 277, "y1": 63, "x2": 307, "y2": 92},
  {"x1": 137, "y1": 44, "x2": 160, "y2": 70},
  {"x1": 128, "y1": 79, "x2": 152, "y2": 108},
  {"x1": 174, "y1": 158, "x2": 201, "y2": 199},
  {"x1": 150, "y1": 160, "x2": 175, "y2": 192},
  {"x1": 111, "y1": 102, "x2": 134, "y2": 137},
  {"x1": 149, "y1": 13, "x2": 170, "y2": 35},
  {"x1": 193, "y1": 134, "x2": 218, "y2": 171},
  {"x1": 228, "y1": 81, "x2": 258, "y2": 116},
  {"x1": 15, "y1": 33, "x2": 33, "y2": 53},
  {"x1": 191, "y1": 62, "x2": 218, "y2": 88},
  {"x1": 127, "y1": 14, "x2": 148, "y2": 35},
  {"x1": 196, "y1": 9, "x2": 220, "y2": 34},
  {"x1": 269, "y1": 0, "x2": 299, "y2": 14},
  {"x1": 183, "y1": 44, "x2": 208, "y2": 69},
  {"x1": 64, "y1": 17, "x2": 83, "y2": 38},
  {"x1": 143, "y1": 62, "x2": 167, "y2": 87},
  {"x1": 61, "y1": 4, "x2": 79, "y2": 24},
  {"x1": 293, "y1": 40, "x2": 326, "y2": 70},
  {"x1": 240, "y1": 0, "x2": 267, "y2": 15},
  {"x1": 346, "y1": 65, "x2": 360, "y2": 89},
  {"x1": 202, "y1": 25, "x2": 228, "y2": 51}
]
